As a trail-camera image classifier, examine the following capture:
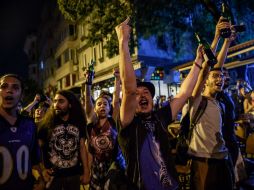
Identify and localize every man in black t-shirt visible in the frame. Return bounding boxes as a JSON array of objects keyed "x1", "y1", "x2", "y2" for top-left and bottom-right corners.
[
  {"x1": 115, "y1": 18, "x2": 204, "y2": 190},
  {"x1": 38, "y1": 90, "x2": 89, "y2": 190}
]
